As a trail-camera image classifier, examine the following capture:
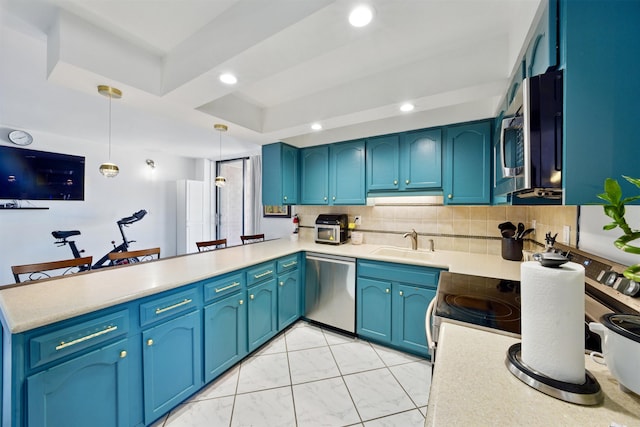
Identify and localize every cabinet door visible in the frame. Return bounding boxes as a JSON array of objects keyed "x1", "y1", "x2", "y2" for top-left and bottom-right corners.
[
  {"x1": 330, "y1": 140, "x2": 366, "y2": 205},
  {"x1": 277, "y1": 269, "x2": 301, "y2": 330},
  {"x1": 27, "y1": 338, "x2": 130, "y2": 427},
  {"x1": 366, "y1": 135, "x2": 400, "y2": 191},
  {"x1": 247, "y1": 279, "x2": 278, "y2": 352},
  {"x1": 526, "y1": 0, "x2": 557, "y2": 77},
  {"x1": 142, "y1": 310, "x2": 202, "y2": 423},
  {"x1": 204, "y1": 293, "x2": 247, "y2": 382},
  {"x1": 444, "y1": 121, "x2": 491, "y2": 205},
  {"x1": 356, "y1": 277, "x2": 392, "y2": 343},
  {"x1": 300, "y1": 146, "x2": 329, "y2": 205},
  {"x1": 281, "y1": 143, "x2": 299, "y2": 205},
  {"x1": 401, "y1": 129, "x2": 442, "y2": 190},
  {"x1": 392, "y1": 284, "x2": 435, "y2": 357}
]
